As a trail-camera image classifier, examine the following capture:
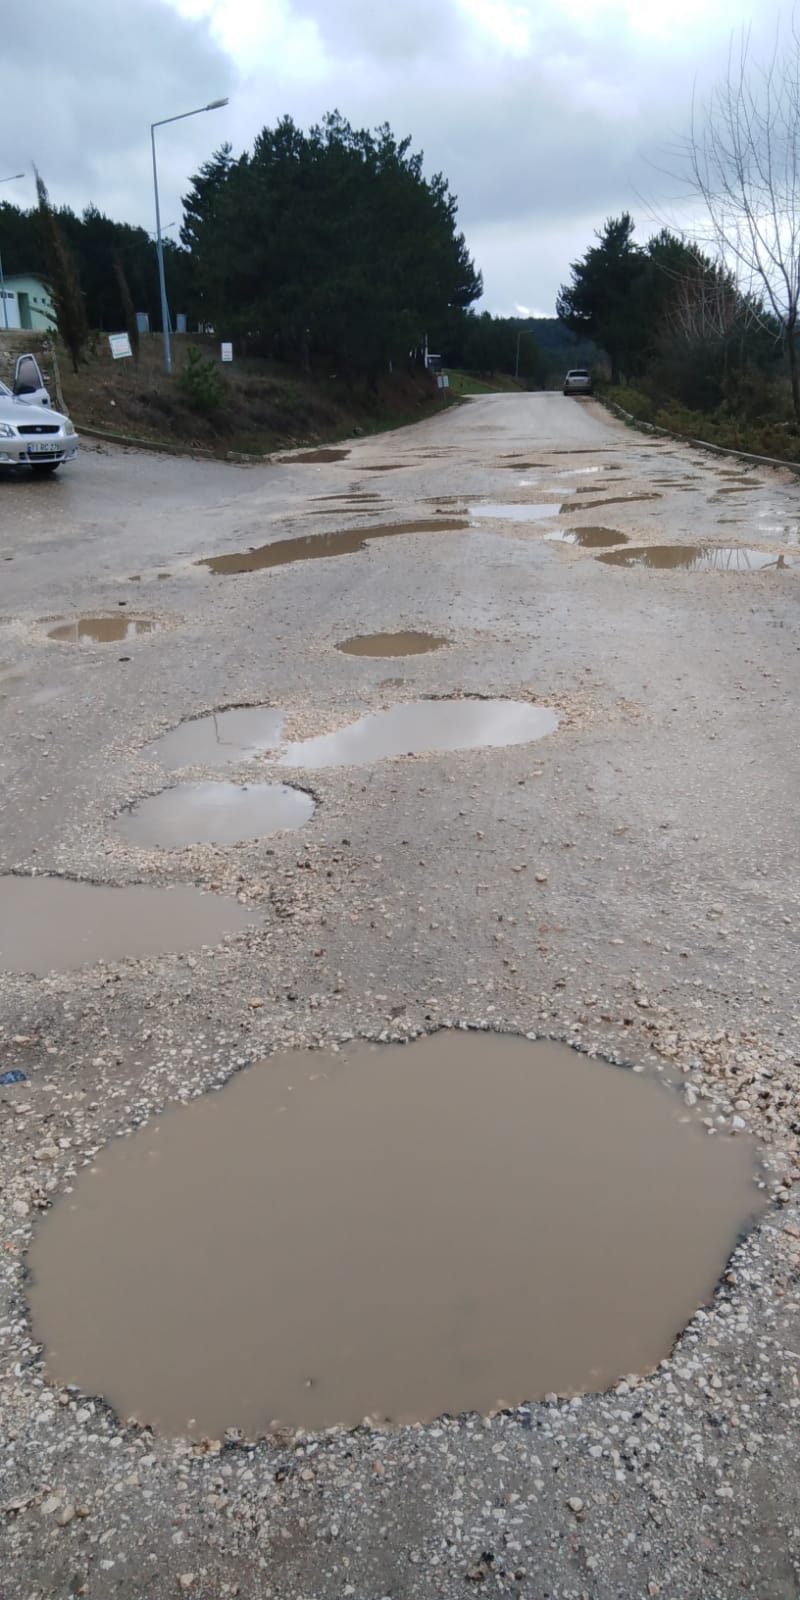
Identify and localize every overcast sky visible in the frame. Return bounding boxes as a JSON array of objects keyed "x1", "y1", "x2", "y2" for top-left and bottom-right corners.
[{"x1": 0, "y1": 0, "x2": 782, "y2": 315}]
